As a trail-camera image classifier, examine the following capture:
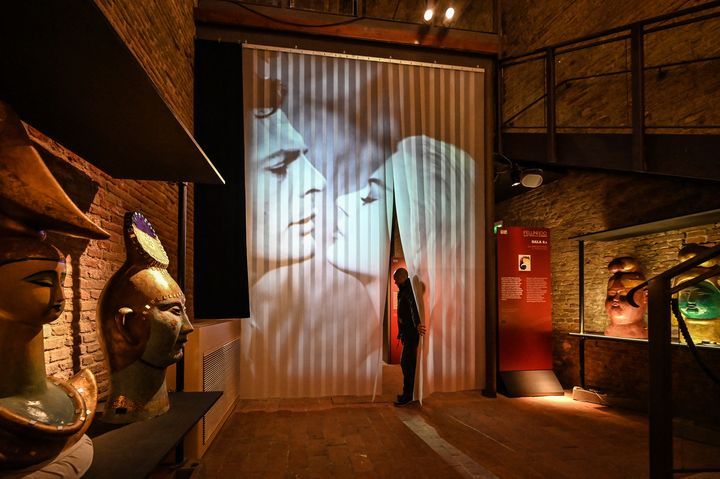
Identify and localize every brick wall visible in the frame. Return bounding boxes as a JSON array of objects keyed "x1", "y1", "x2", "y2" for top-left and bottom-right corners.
[
  {"x1": 21, "y1": 1, "x2": 198, "y2": 397},
  {"x1": 501, "y1": 0, "x2": 712, "y2": 57},
  {"x1": 496, "y1": 170, "x2": 720, "y2": 422},
  {"x1": 94, "y1": 0, "x2": 196, "y2": 131}
]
